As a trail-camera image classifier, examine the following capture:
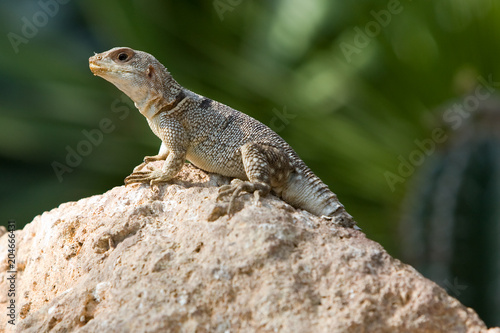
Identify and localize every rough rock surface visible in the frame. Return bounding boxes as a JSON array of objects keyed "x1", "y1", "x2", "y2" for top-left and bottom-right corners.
[{"x1": 1, "y1": 163, "x2": 498, "y2": 332}]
